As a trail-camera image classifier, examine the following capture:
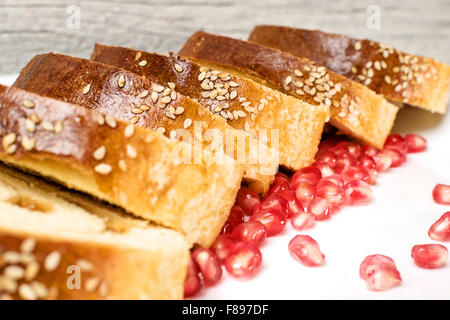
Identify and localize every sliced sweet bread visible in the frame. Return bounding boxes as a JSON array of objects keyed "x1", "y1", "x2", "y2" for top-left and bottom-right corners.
[
  {"x1": 0, "y1": 163, "x2": 189, "y2": 300},
  {"x1": 179, "y1": 31, "x2": 399, "y2": 149},
  {"x1": 13, "y1": 53, "x2": 275, "y2": 193},
  {"x1": 0, "y1": 86, "x2": 243, "y2": 247},
  {"x1": 249, "y1": 26, "x2": 450, "y2": 114},
  {"x1": 90, "y1": 44, "x2": 329, "y2": 172}
]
